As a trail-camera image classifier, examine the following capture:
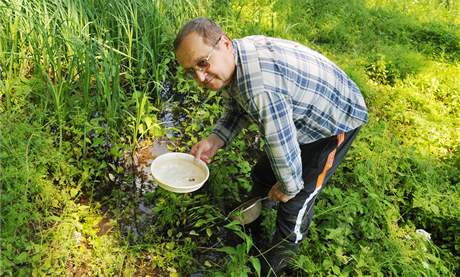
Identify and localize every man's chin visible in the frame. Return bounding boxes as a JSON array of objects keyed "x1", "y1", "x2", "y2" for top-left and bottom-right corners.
[{"x1": 205, "y1": 80, "x2": 224, "y2": 91}]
